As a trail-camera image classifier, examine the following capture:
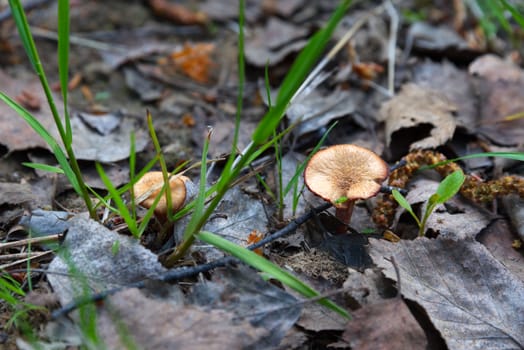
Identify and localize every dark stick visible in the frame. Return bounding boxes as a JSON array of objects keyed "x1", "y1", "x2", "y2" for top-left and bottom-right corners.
[{"x1": 51, "y1": 202, "x2": 333, "y2": 319}]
